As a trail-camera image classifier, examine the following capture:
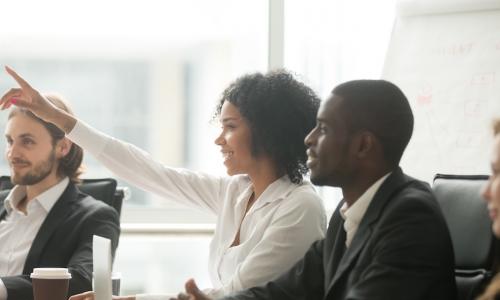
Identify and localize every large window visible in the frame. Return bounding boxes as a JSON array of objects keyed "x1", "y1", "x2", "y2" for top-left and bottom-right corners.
[
  {"x1": 0, "y1": 0, "x2": 399, "y2": 294},
  {"x1": 0, "y1": 0, "x2": 267, "y2": 294},
  {"x1": 0, "y1": 0, "x2": 268, "y2": 224}
]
